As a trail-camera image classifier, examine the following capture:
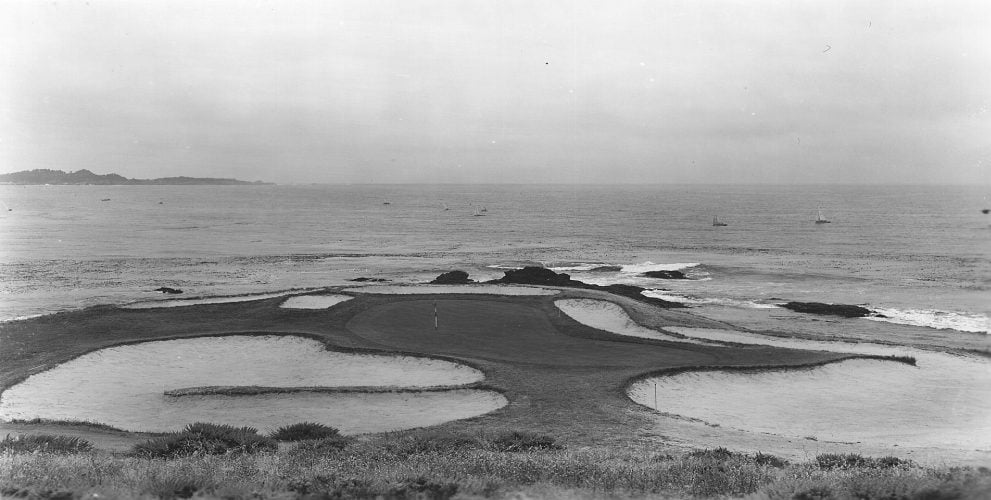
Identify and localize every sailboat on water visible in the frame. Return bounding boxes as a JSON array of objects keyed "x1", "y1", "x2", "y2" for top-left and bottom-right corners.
[
  {"x1": 712, "y1": 216, "x2": 727, "y2": 227},
  {"x1": 815, "y1": 207, "x2": 831, "y2": 224},
  {"x1": 0, "y1": 201, "x2": 11, "y2": 212},
  {"x1": 472, "y1": 206, "x2": 485, "y2": 217}
]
